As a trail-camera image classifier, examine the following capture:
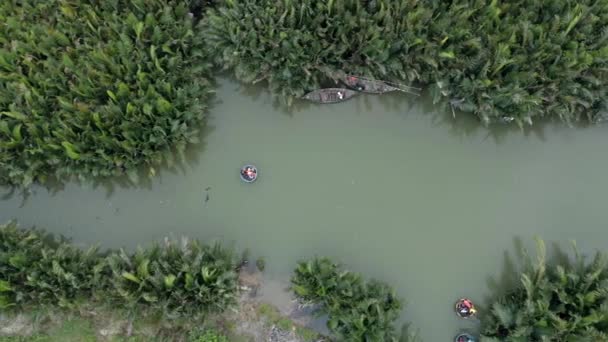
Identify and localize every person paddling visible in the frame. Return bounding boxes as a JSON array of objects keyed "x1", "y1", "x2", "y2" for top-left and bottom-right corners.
[
  {"x1": 455, "y1": 298, "x2": 477, "y2": 318},
  {"x1": 240, "y1": 165, "x2": 258, "y2": 183}
]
